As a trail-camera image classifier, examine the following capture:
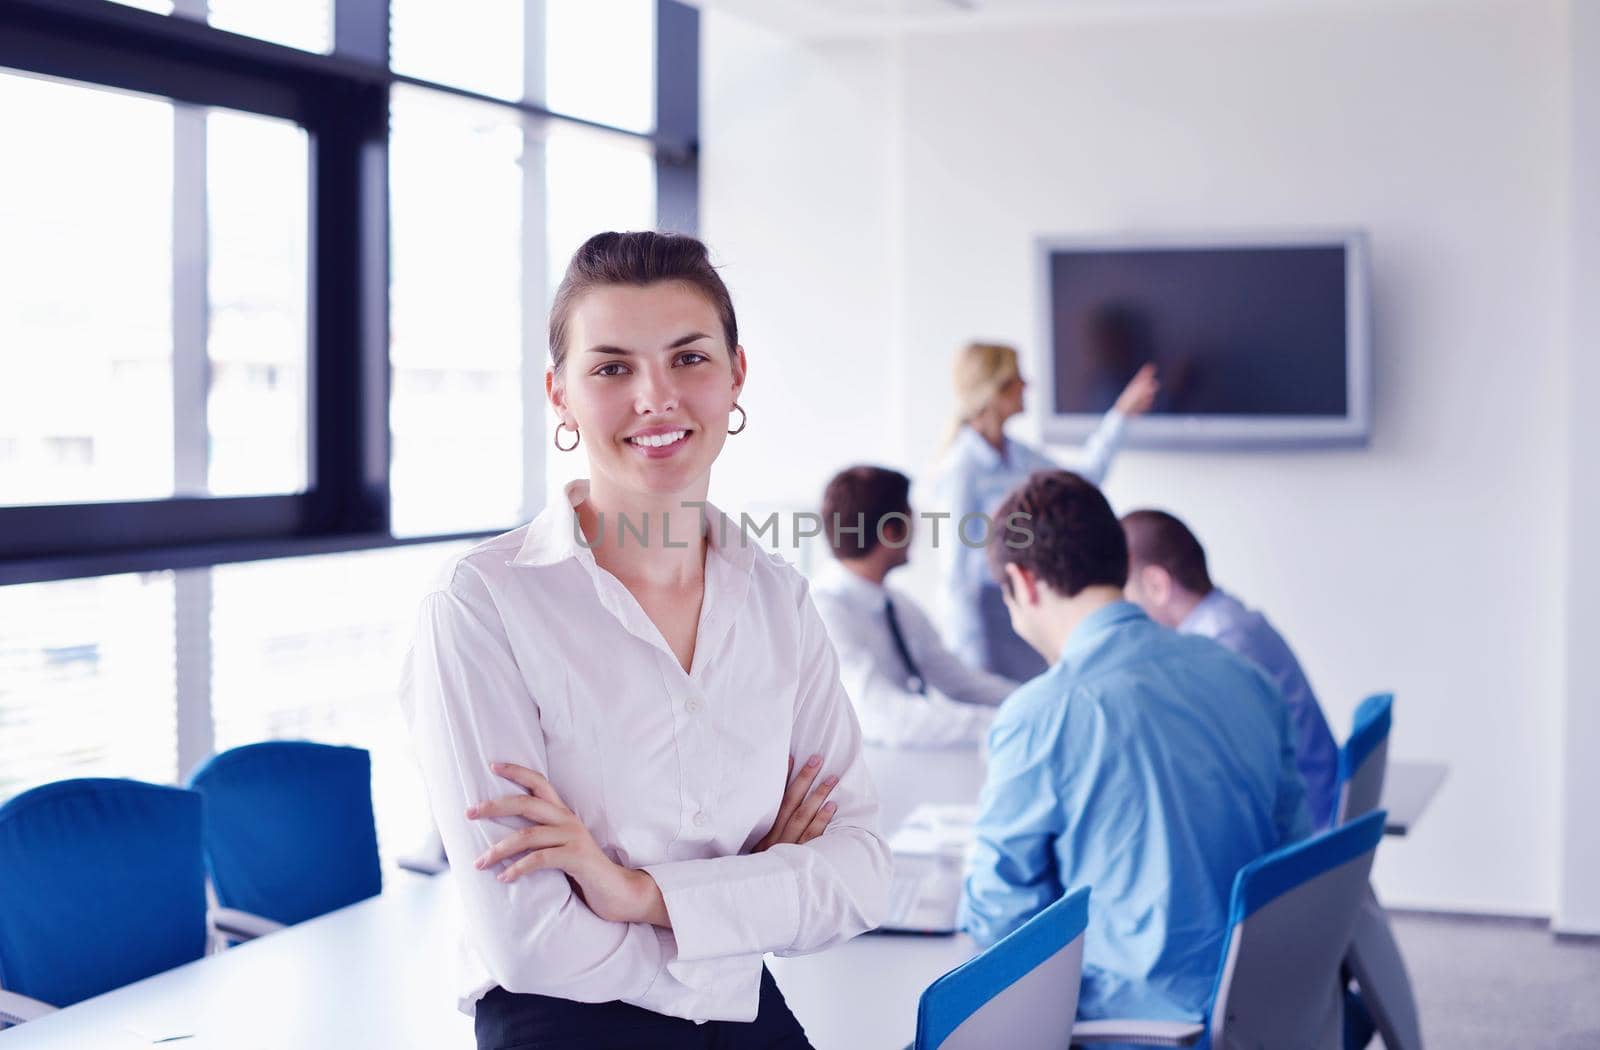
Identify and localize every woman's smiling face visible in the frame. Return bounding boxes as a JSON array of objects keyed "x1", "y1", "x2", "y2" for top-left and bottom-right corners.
[{"x1": 548, "y1": 280, "x2": 745, "y2": 499}]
